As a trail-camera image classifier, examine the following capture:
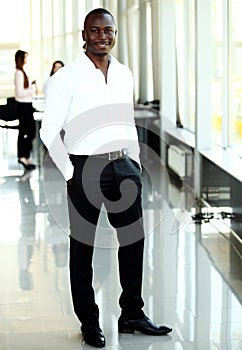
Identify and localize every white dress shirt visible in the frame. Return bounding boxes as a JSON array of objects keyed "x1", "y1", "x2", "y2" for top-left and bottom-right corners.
[{"x1": 40, "y1": 53, "x2": 140, "y2": 181}]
